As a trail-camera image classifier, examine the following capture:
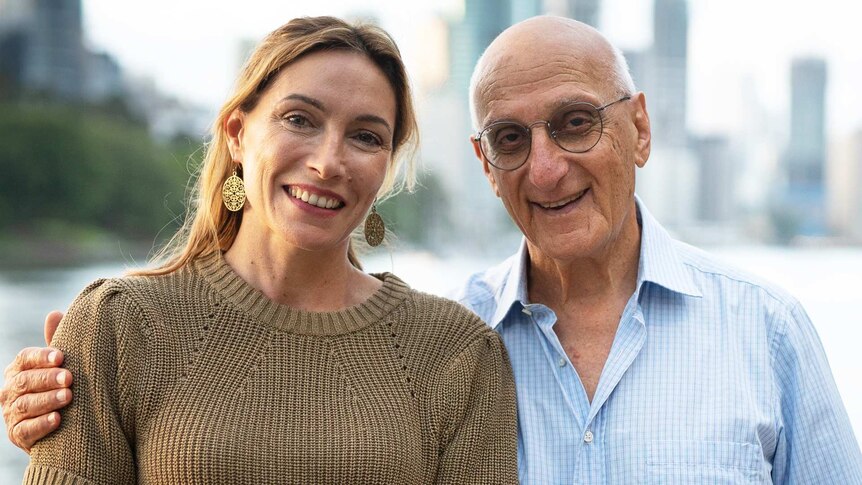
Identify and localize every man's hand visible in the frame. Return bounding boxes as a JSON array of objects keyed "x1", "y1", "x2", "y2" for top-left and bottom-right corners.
[{"x1": 0, "y1": 311, "x2": 72, "y2": 452}]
